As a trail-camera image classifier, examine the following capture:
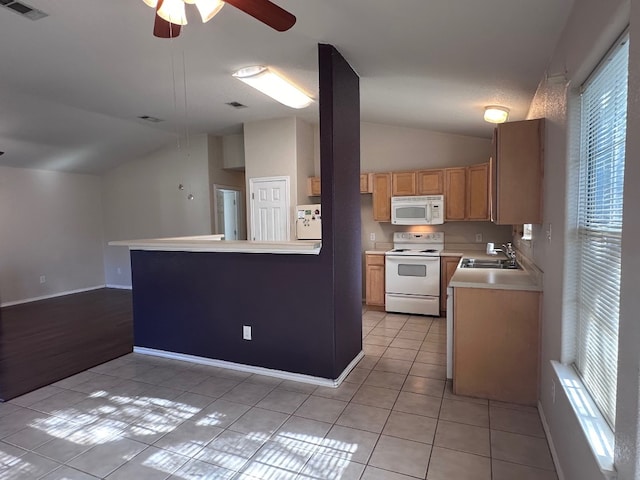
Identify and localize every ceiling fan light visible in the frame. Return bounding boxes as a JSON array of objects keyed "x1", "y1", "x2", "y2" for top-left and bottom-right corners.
[
  {"x1": 484, "y1": 106, "x2": 509, "y2": 123},
  {"x1": 184, "y1": 0, "x2": 196, "y2": 4},
  {"x1": 142, "y1": 0, "x2": 158, "y2": 8},
  {"x1": 195, "y1": 0, "x2": 224, "y2": 23},
  {"x1": 233, "y1": 66, "x2": 313, "y2": 109},
  {"x1": 157, "y1": 0, "x2": 188, "y2": 25}
]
